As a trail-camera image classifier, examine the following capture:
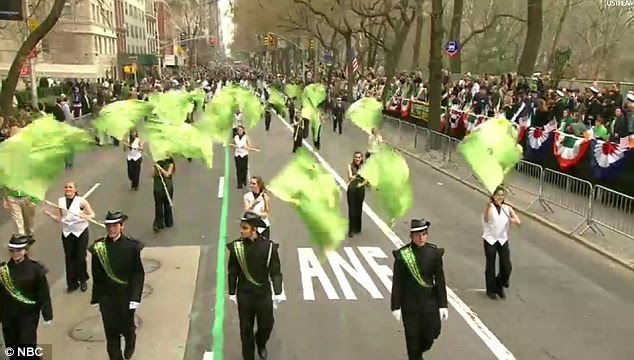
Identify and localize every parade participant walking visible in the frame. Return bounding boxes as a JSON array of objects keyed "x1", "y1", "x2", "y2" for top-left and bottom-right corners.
[
  {"x1": 366, "y1": 127, "x2": 383, "y2": 159},
  {"x1": 127, "y1": 130, "x2": 143, "y2": 190},
  {"x1": 89, "y1": 211, "x2": 145, "y2": 360},
  {"x1": 243, "y1": 176, "x2": 271, "y2": 239},
  {"x1": 347, "y1": 152, "x2": 367, "y2": 238},
  {"x1": 227, "y1": 212, "x2": 283, "y2": 360},
  {"x1": 233, "y1": 126, "x2": 252, "y2": 189},
  {"x1": 332, "y1": 98, "x2": 345, "y2": 134},
  {"x1": 482, "y1": 186, "x2": 521, "y2": 300},
  {"x1": 2, "y1": 187, "x2": 38, "y2": 244},
  {"x1": 391, "y1": 218, "x2": 448, "y2": 360},
  {"x1": 312, "y1": 114, "x2": 324, "y2": 150},
  {"x1": 291, "y1": 112, "x2": 304, "y2": 153},
  {"x1": 264, "y1": 105, "x2": 272, "y2": 131},
  {"x1": 0, "y1": 235, "x2": 53, "y2": 357},
  {"x1": 44, "y1": 182, "x2": 95, "y2": 293},
  {"x1": 152, "y1": 157, "x2": 175, "y2": 232}
]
